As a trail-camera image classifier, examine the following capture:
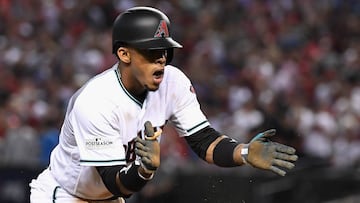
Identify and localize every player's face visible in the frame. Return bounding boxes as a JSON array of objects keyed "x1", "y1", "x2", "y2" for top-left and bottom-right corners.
[{"x1": 129, "y1": 48, "x2": 167, "y2": 91}]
